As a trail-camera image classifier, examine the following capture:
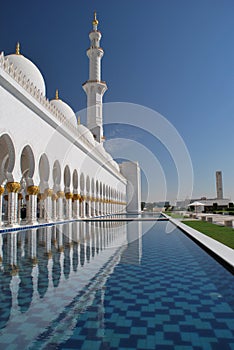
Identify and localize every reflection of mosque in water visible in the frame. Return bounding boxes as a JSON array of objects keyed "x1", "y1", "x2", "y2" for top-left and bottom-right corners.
[{"x1": 0, "y1": 221, "x2": 142, "y2": 348}]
